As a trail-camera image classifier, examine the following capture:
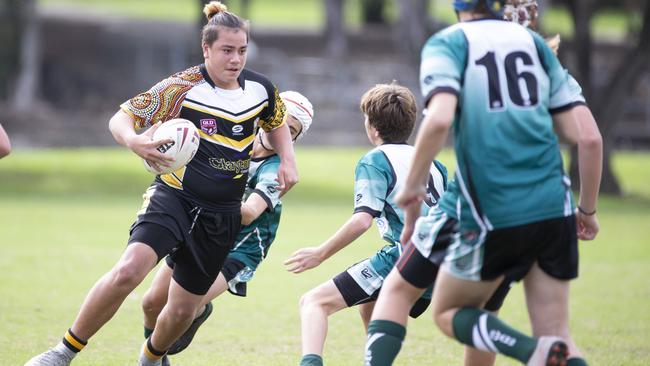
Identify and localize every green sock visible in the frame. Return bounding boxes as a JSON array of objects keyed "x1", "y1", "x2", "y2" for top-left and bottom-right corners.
[
  {"x1": 300, "y1": 353, "x2": 323, "y2": 366},
  {"x1": 568, "y1": 357, "x2": 588, "y2": 366},
  {"x1": 451, "y1": 307, "x2": 537, "y2": 363},
  {"x1": 144, "y1": 326, "x2": 153, "y2": 339},
  {"x1": 364, "y1": 320, "x2": 406, "y2": 366}
]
